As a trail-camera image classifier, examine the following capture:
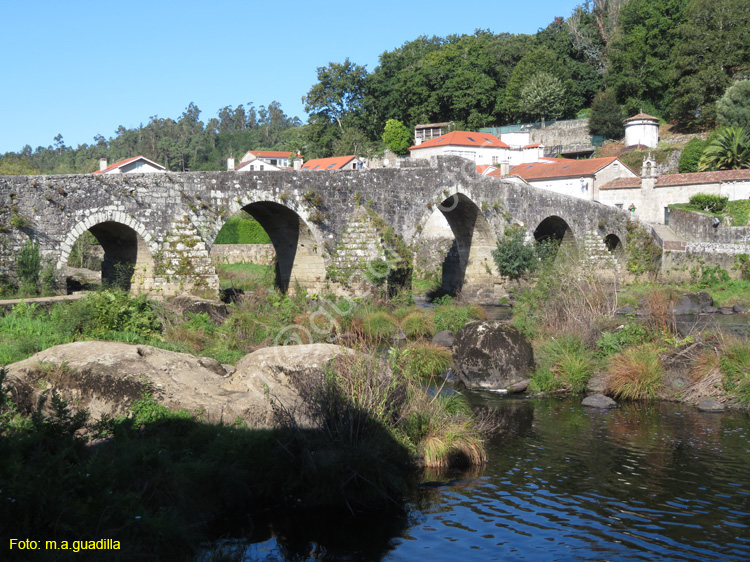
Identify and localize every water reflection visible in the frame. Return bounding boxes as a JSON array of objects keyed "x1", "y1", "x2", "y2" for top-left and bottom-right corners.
[{"x1": 206, "y1": 397, "x2": 750, "y2": 562}]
